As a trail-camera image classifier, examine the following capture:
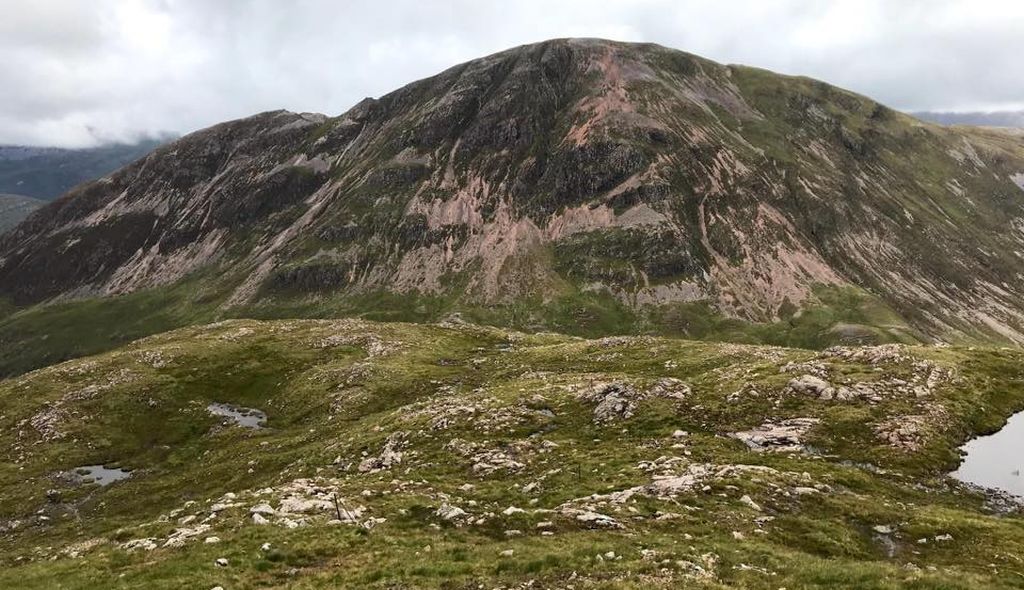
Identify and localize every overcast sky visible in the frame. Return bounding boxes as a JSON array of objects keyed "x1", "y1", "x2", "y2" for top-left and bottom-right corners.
[{"x1": 1, "y1": 0, "x2": 1022, "y2": 147}]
